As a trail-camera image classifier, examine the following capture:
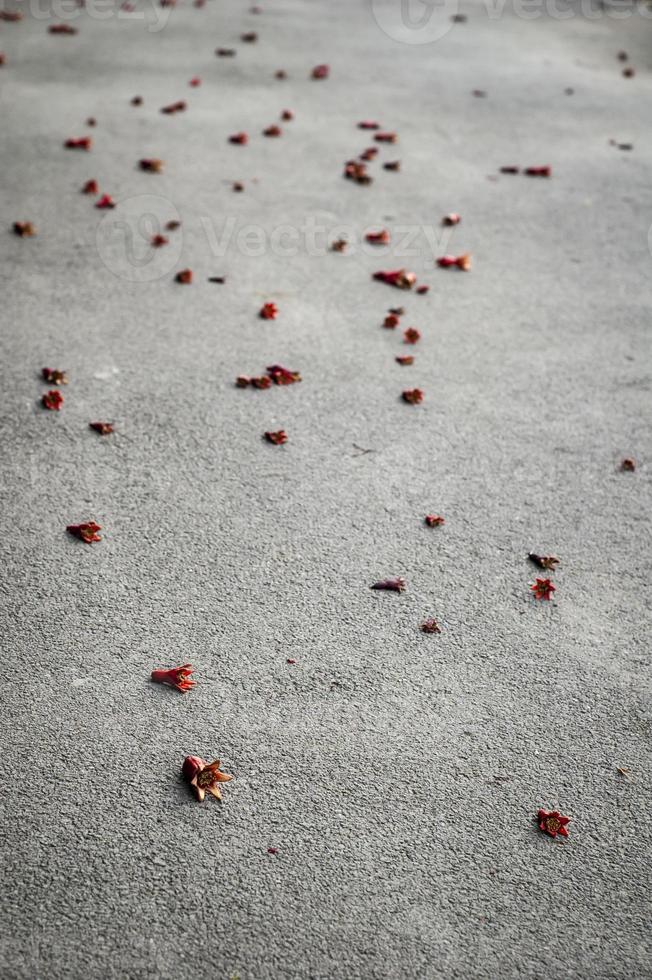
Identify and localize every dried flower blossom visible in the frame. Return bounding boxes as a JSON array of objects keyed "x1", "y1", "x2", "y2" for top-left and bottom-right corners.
[
  {"x1": 236, "y1": 375, "x2": 252, "y2": 388},
  {"x1": 42, "y1": 389, "x2": 64, "y2": 411},
  {"x1": 416, "y1": 285, "x2": 430, "y2": 295},
  {"x1": 176, "y1": 269, "x2": 193, "y2": 284},
  {"x1": 151, "y1": 664, "x2": 195, "y2": 692},
  {"x1": 344, "y1": 159, "x2": 372, "y2": 185},
  {"x1": 360, "y1": 147, "x2": 378, "y2": 161},
  {"x1": 373, "y1": 269, "x2": 416, "y2": 290},
  {"x1": 166, "y1": 220, "x2": 181, "y2": 231},
  {"x1": 131, "y1": 96, "x2": 143, "y2": 106},
  {"x1": 42, "y1": 367, "x2": 68, "y2": 385},
  {"x1": 424, "y1": 515, "x2": 444, "y2": 527},
  {"x1": 525, "y1": 166, "x2": 551, "y2": 177},
  {"x1": 395, "y1": 355, "x2": 414, "y2": 365},
  {"x1": 374, "y1": 131, "x2": 397, "y2": 143},
  {"x1": 139, "y1": 158, "x2": 164, "y2": 173},
  {"x1": 49, "y1": 23, "x2": 78, "y2": 33},
  {"x1": 151, "y1": 234, "x2": 168, "y2": 247},
  {"x1": 437, "y1": 254, "x2": 471, "y2": 271},
  {"x1": 241, "y1": 31, "x2": 257, "y2": 41},
  {"x1": 371, "y1": 578, "x2": 406, "y2": 593},
  {"x1": 528, "y1": 553, "x2": 559, "y2": 571},
  {"x1": 160, "y1": 100, "x2": 186, "y2": 115},
  {"x1": 530, "y1": 577, "x2": 555, "y2": 600},
  {"x1": 67, "y1": 521, "x2": 102, "y2": 543},
  {"x1": 232, "y1": 181, "x2": 244, "y2": 192},
  {"x1": 95, "y1": 194, "x2": 116, "y2": 209},
  {"x1": 312, "y1": 64, "x2": 329, "y2": 79},
  {"x1": 216, "y1": 47, "x2": 236, "y2": 56},
  {"x1": 182, "y1": 756, "x2": 232, "y2": 802},
  {"x1": 82, "y1": 179, "x2": 98, "y2": 194},
  {"x1": 229, "y1": 132, "x2": 248, "y2": 145},
  {"x1": 281, "y1": 109, "x2": 294, "y2": 121},
  {"x1": 500, "y1": 165, "x2": 520, "y2": 174},
  {"x1": 443, "y1": 213, "x2": 461, "y2": 226},
  {"x1": 537, "y1": 809, "x2": 570, "y2": 838},
  {"x1": 420, "y1": 618, "x2": 441, "y2": 633},
  {"x1": 358, "y1": 120, "x2": 380, "y2": 129},
  {"x1": 251, "y1": 376, "x2": 272, "y2": 390},
  {"x1": 366, "y1": 229, "x2": 390, "y2": 245},
  {"x1": 620, "y1": 457, "x2": 636, "y2": 471},
  {"x1": 265, "y1": 430, "x2": 288, "y2": 445},
  {"x1": 266, "y1": 364, "x2": 301, "y2": 385},
  {"x1": 383, "y1": 160, "x2": 401, "y2": 171},
  {"x1": 403, "y1": 327, "x2": 420, "y2": 344},
  {"x1": 389, "y1": 306, "x2": 405, "y2": 316},
  {"x1": 89, "y1": 421, "x2": 113, "y2": 435},
  {"x1": 402, "y1": 388, "x2": 424, "y2": 404},
  {"x1": 65, "y1": 137, "x2": 92, "y2": 150},
  {"x1": 263, "y1": 124, "x2": 282, "y2": 137},
  {"x1": 259, "y1": 302, "x2": 278, "y2": 320},
  {"x1": 13, "y1": 221, "x2": 36, "y2": 237},
  {"x1": 331, "y1": 238, "x2": 347, "y2": 252},
  {"x1": 267, "y1": 847, "x2": 278, "y2": 855},
  {"x1": 384, "y1": 313, "x2": 400, "y2": 328}
]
